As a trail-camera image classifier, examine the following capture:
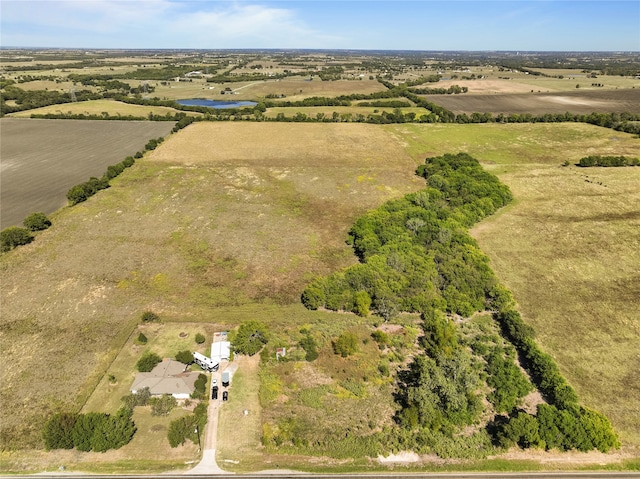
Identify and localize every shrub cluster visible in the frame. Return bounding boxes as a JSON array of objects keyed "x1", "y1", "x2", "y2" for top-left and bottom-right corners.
[
  {"x1": 149, "y1": 394, "x2": 177, "y2": 416},
  {"x1": 578, "y1": 155, "x2": 640, "y2": 167},
  {"x1": 121, "y1": 387, "x2": 151, "y2": 409},
  {"x1": 298, "y1": 330, "x2": 319, "y2": 362},
  {"x1": 231, "y1": 320, "x2": 269, "y2": 356},
  {"x1": 1, "y1": 226, "x2": 34, "y2": 252},
  {"x1": 0, "y1": 212, "x2": 52, "y2": 253},
  {"x1": 23, "y1": 212, "x2": 52, "y2": 231},
  {"x1": 332, "y1": 332, "x2": 359, "y2": 358},
  {"x1": 191, "y1": 373, "x2": 208, "y2": 399},
  {"x1": 167, "y1": 402, "x2": 208, "y2": 448},
  {"x1": 136, "y1": 352, "x2": 162, "y2": 372},
  {"x1": 42, "y1": 408, "x2": 136, "y2": 452},
  {"x1": 175, "y1": 350, "x2": 194, "y2": 364}
]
